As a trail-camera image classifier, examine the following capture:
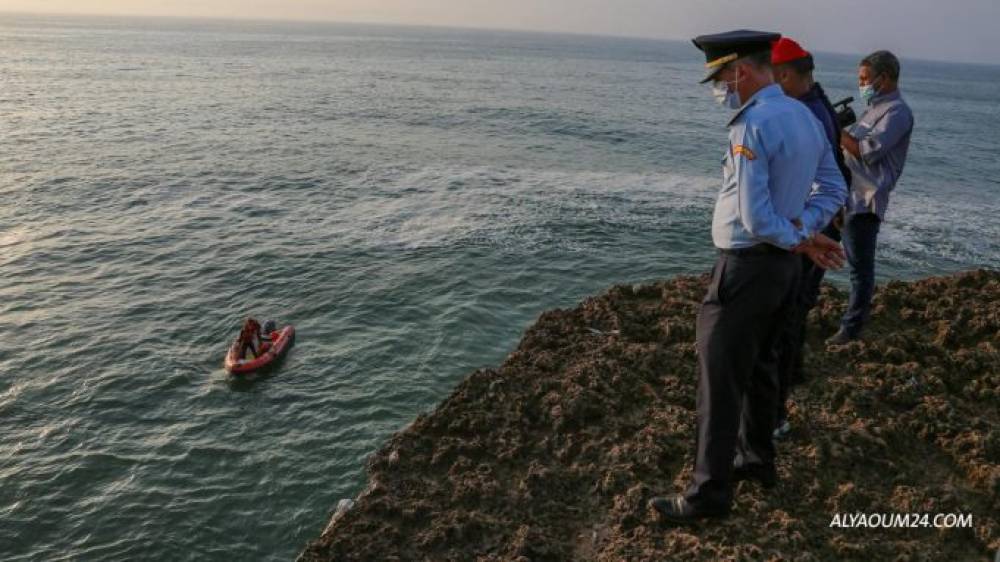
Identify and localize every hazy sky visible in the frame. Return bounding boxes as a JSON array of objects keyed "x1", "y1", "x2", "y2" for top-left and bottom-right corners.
[{"x1": 2, "y1": 0, "x2": 997, "y2": 64}]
